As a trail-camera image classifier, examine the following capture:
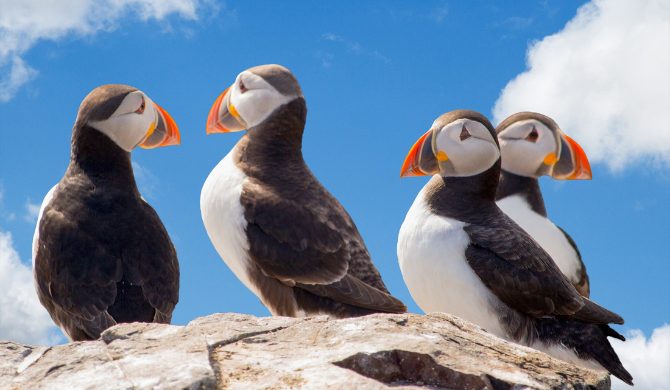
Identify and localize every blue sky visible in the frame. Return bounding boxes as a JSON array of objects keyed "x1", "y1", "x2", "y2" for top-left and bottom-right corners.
[{"x1": 1, "y1": 1, "x2": 669, "y2": 386}]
